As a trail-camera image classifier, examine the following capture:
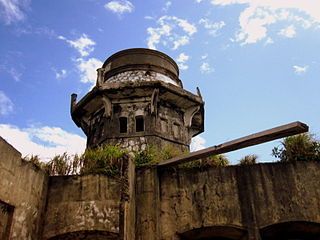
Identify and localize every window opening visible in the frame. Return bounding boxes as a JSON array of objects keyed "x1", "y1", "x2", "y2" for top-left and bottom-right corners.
[
  {"x1": 136, "y1": 116, "x2": 144, "y2": 132},
  {"x1": 0, "y1": 200, "x2": 14, "y2": 240},
  {"x1": 119, "y1": 117, "x2": 127, "y2": 133}
]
